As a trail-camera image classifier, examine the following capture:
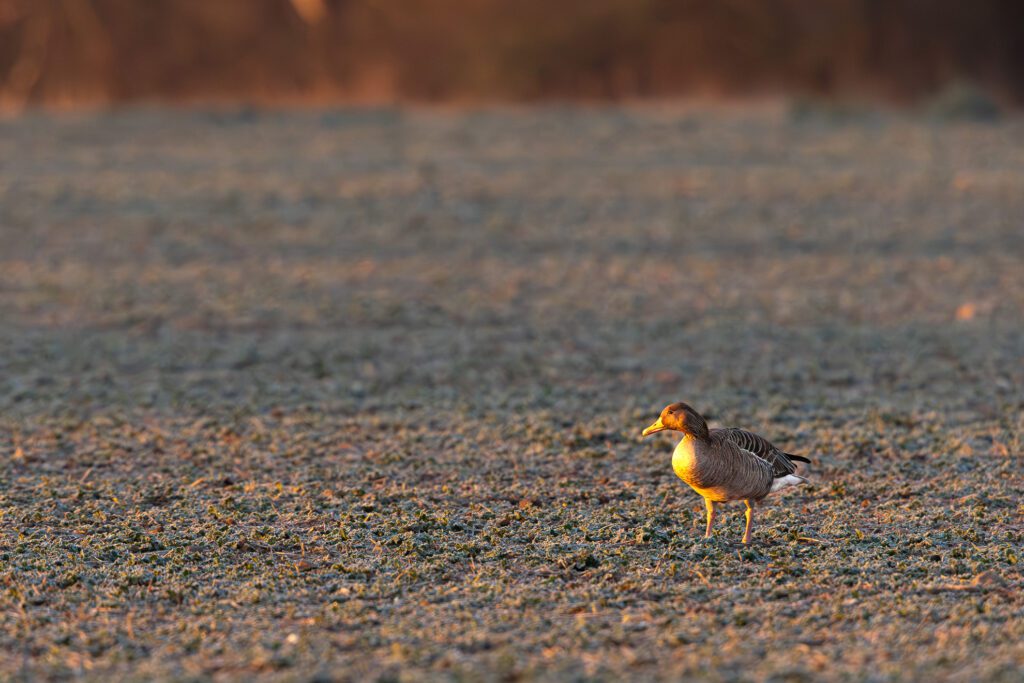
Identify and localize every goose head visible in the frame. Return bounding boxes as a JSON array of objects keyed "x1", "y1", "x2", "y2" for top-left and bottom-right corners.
[{"x1": 641, "y1": 402, "x2": 709, "y2": 439}]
